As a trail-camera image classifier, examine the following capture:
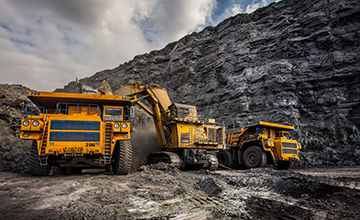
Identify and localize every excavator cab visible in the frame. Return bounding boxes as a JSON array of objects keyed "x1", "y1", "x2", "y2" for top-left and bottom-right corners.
[{"x1": 169, "y1": 103, "x2": 199, "y2": 121}]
